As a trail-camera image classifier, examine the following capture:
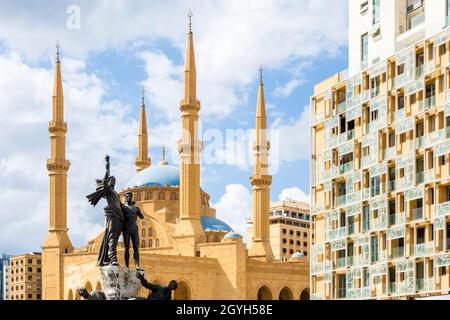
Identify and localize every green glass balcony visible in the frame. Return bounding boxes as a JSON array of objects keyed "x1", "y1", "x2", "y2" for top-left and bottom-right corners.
[
  {"x1": 336, "y1": 194, "x2": 346, "y2": 206},
  {"x1": 412, "y1": 207, "x2": 423, "y2": 220},
  {"x1": 388, "y1": 282, "x2": 396, "y2": 294},
  {"x1": 388, "y1": 180, "x2": 396, "y2": 192},
  {"x1": 337, "y1": 101, "x2": 346, "y2": 114},
  {"x1": 336, "y1": 257, "x2": 346, "y2": 268},
  {"x1": 416, "y1": 171, "x2": 424, "y2": 184},
  {"x1": 446, "y1": 126, "x2": 450, "y2": 139},
  {"x1": 371, "y1": 87, "x2": 381, "y2": 98},
  {"x1": 347, "y1": 129, "x2": 355, "y2": 140},
  {"x1": 416, "y1": 136, "x2": 424, "y2": 149},
  {"x1": 416, "y1": 64, "x2": 424, "y2": 78},
  {"x1": 392, "y1": 247, "x2": 404, "y2": 259},
  {"x1": 340, "y1": 161, "x2": 353, "y2": 174},
  {"x1": 425, "y1": 95, "x2": 436, "y2": 109},
  {"x1": 416, "y1": 278, "x2": 424, "y2": 291}
]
